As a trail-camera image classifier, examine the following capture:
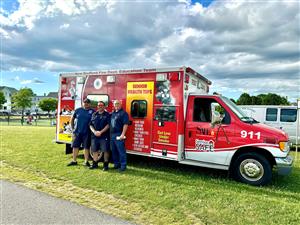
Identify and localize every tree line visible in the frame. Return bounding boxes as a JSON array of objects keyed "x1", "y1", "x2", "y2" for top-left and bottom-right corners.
[{"x1": 235, "y1": 93, "x2": 290, "y2": 105}]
